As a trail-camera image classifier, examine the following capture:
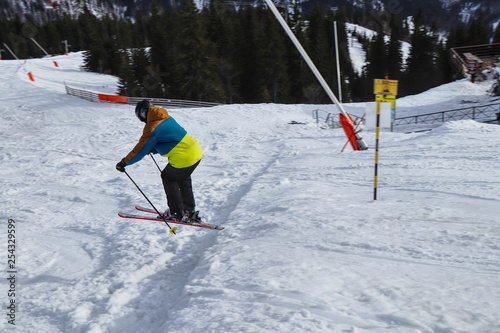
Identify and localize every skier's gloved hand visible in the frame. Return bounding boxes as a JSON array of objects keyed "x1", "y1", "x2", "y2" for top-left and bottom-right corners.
[{"x1": 116, "y1": 161, "x2": 126, "y2": 172}]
